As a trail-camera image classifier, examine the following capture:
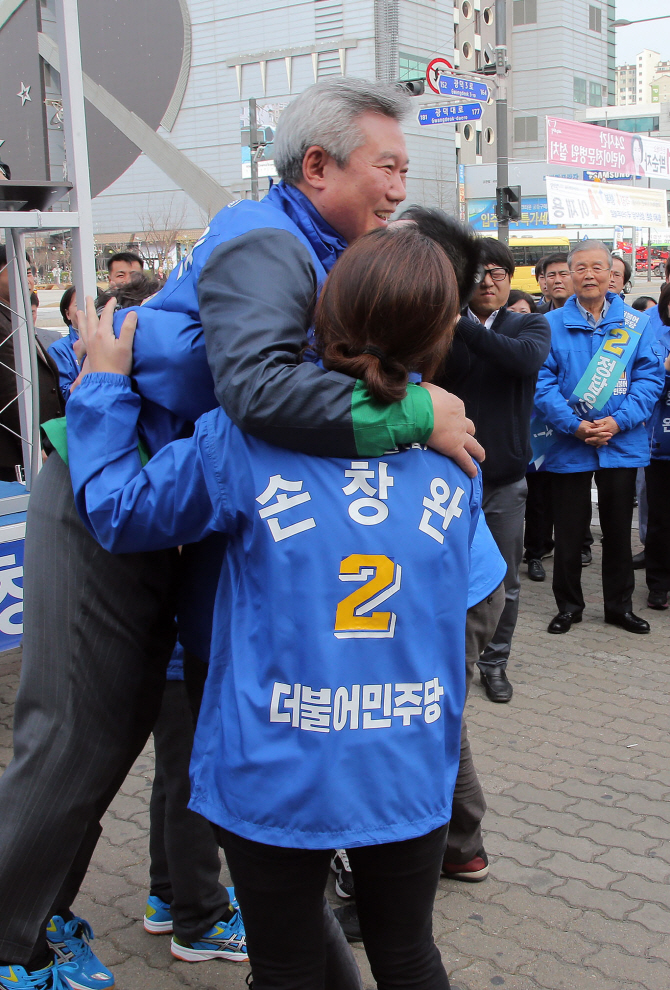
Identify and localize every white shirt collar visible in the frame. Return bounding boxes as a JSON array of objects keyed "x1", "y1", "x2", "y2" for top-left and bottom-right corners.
[{"x1": 467, "y1": 306, "x2": 499, "y2": 329}]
